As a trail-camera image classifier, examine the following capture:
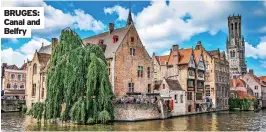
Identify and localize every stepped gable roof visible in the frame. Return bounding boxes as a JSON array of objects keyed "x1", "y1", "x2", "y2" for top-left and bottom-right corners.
[
  {"x1": 6, "y1": 65, "x2": 19, "y2": 70},
  {"x1": 82, "y1": 25, "x2": 131, "y2": 59},
  {"x1": 38, "y1": 44, "x2": 52, "y2": 54},
  {"x1": 37, "y1": 53, "x2": 51, "y2": 65},
  {"x1": 165, "y1": 79, "x2": 184, "y2": 91}
]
